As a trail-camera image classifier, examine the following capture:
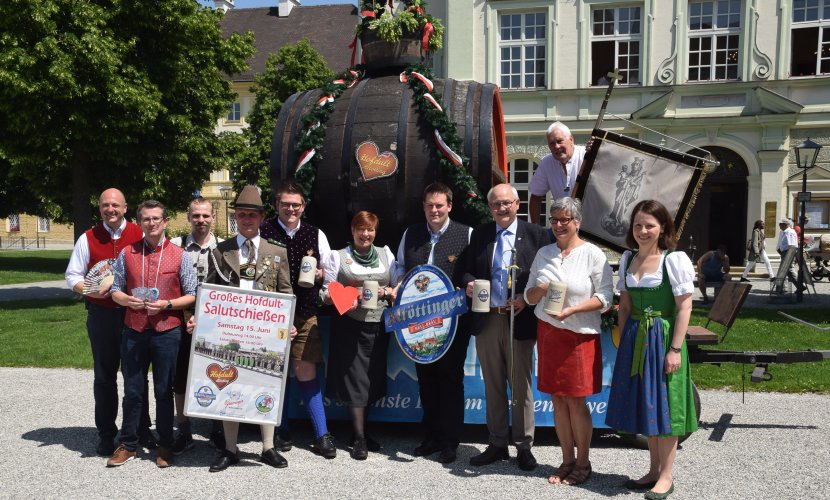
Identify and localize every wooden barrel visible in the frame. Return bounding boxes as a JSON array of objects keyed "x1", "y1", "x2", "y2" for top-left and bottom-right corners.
[{"x1": 270, "y1": 75, "x2": 507, "y2": 249}]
